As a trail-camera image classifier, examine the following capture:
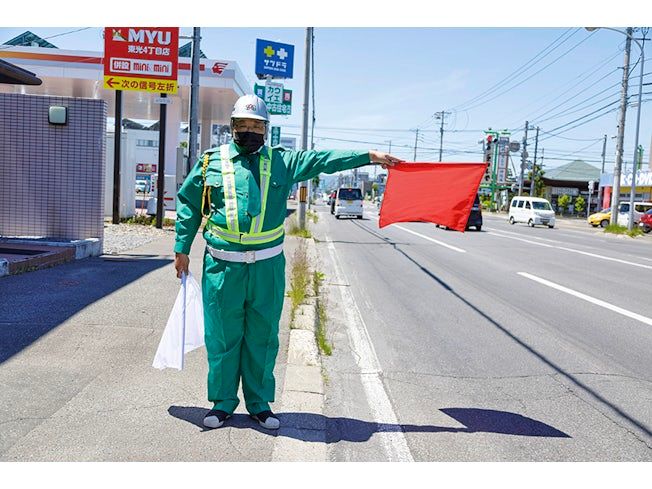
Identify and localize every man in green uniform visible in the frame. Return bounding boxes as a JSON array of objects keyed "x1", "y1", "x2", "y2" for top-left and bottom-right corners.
[{"x1": 174, "y1": 94, "x2": 399, "y2": 430}]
